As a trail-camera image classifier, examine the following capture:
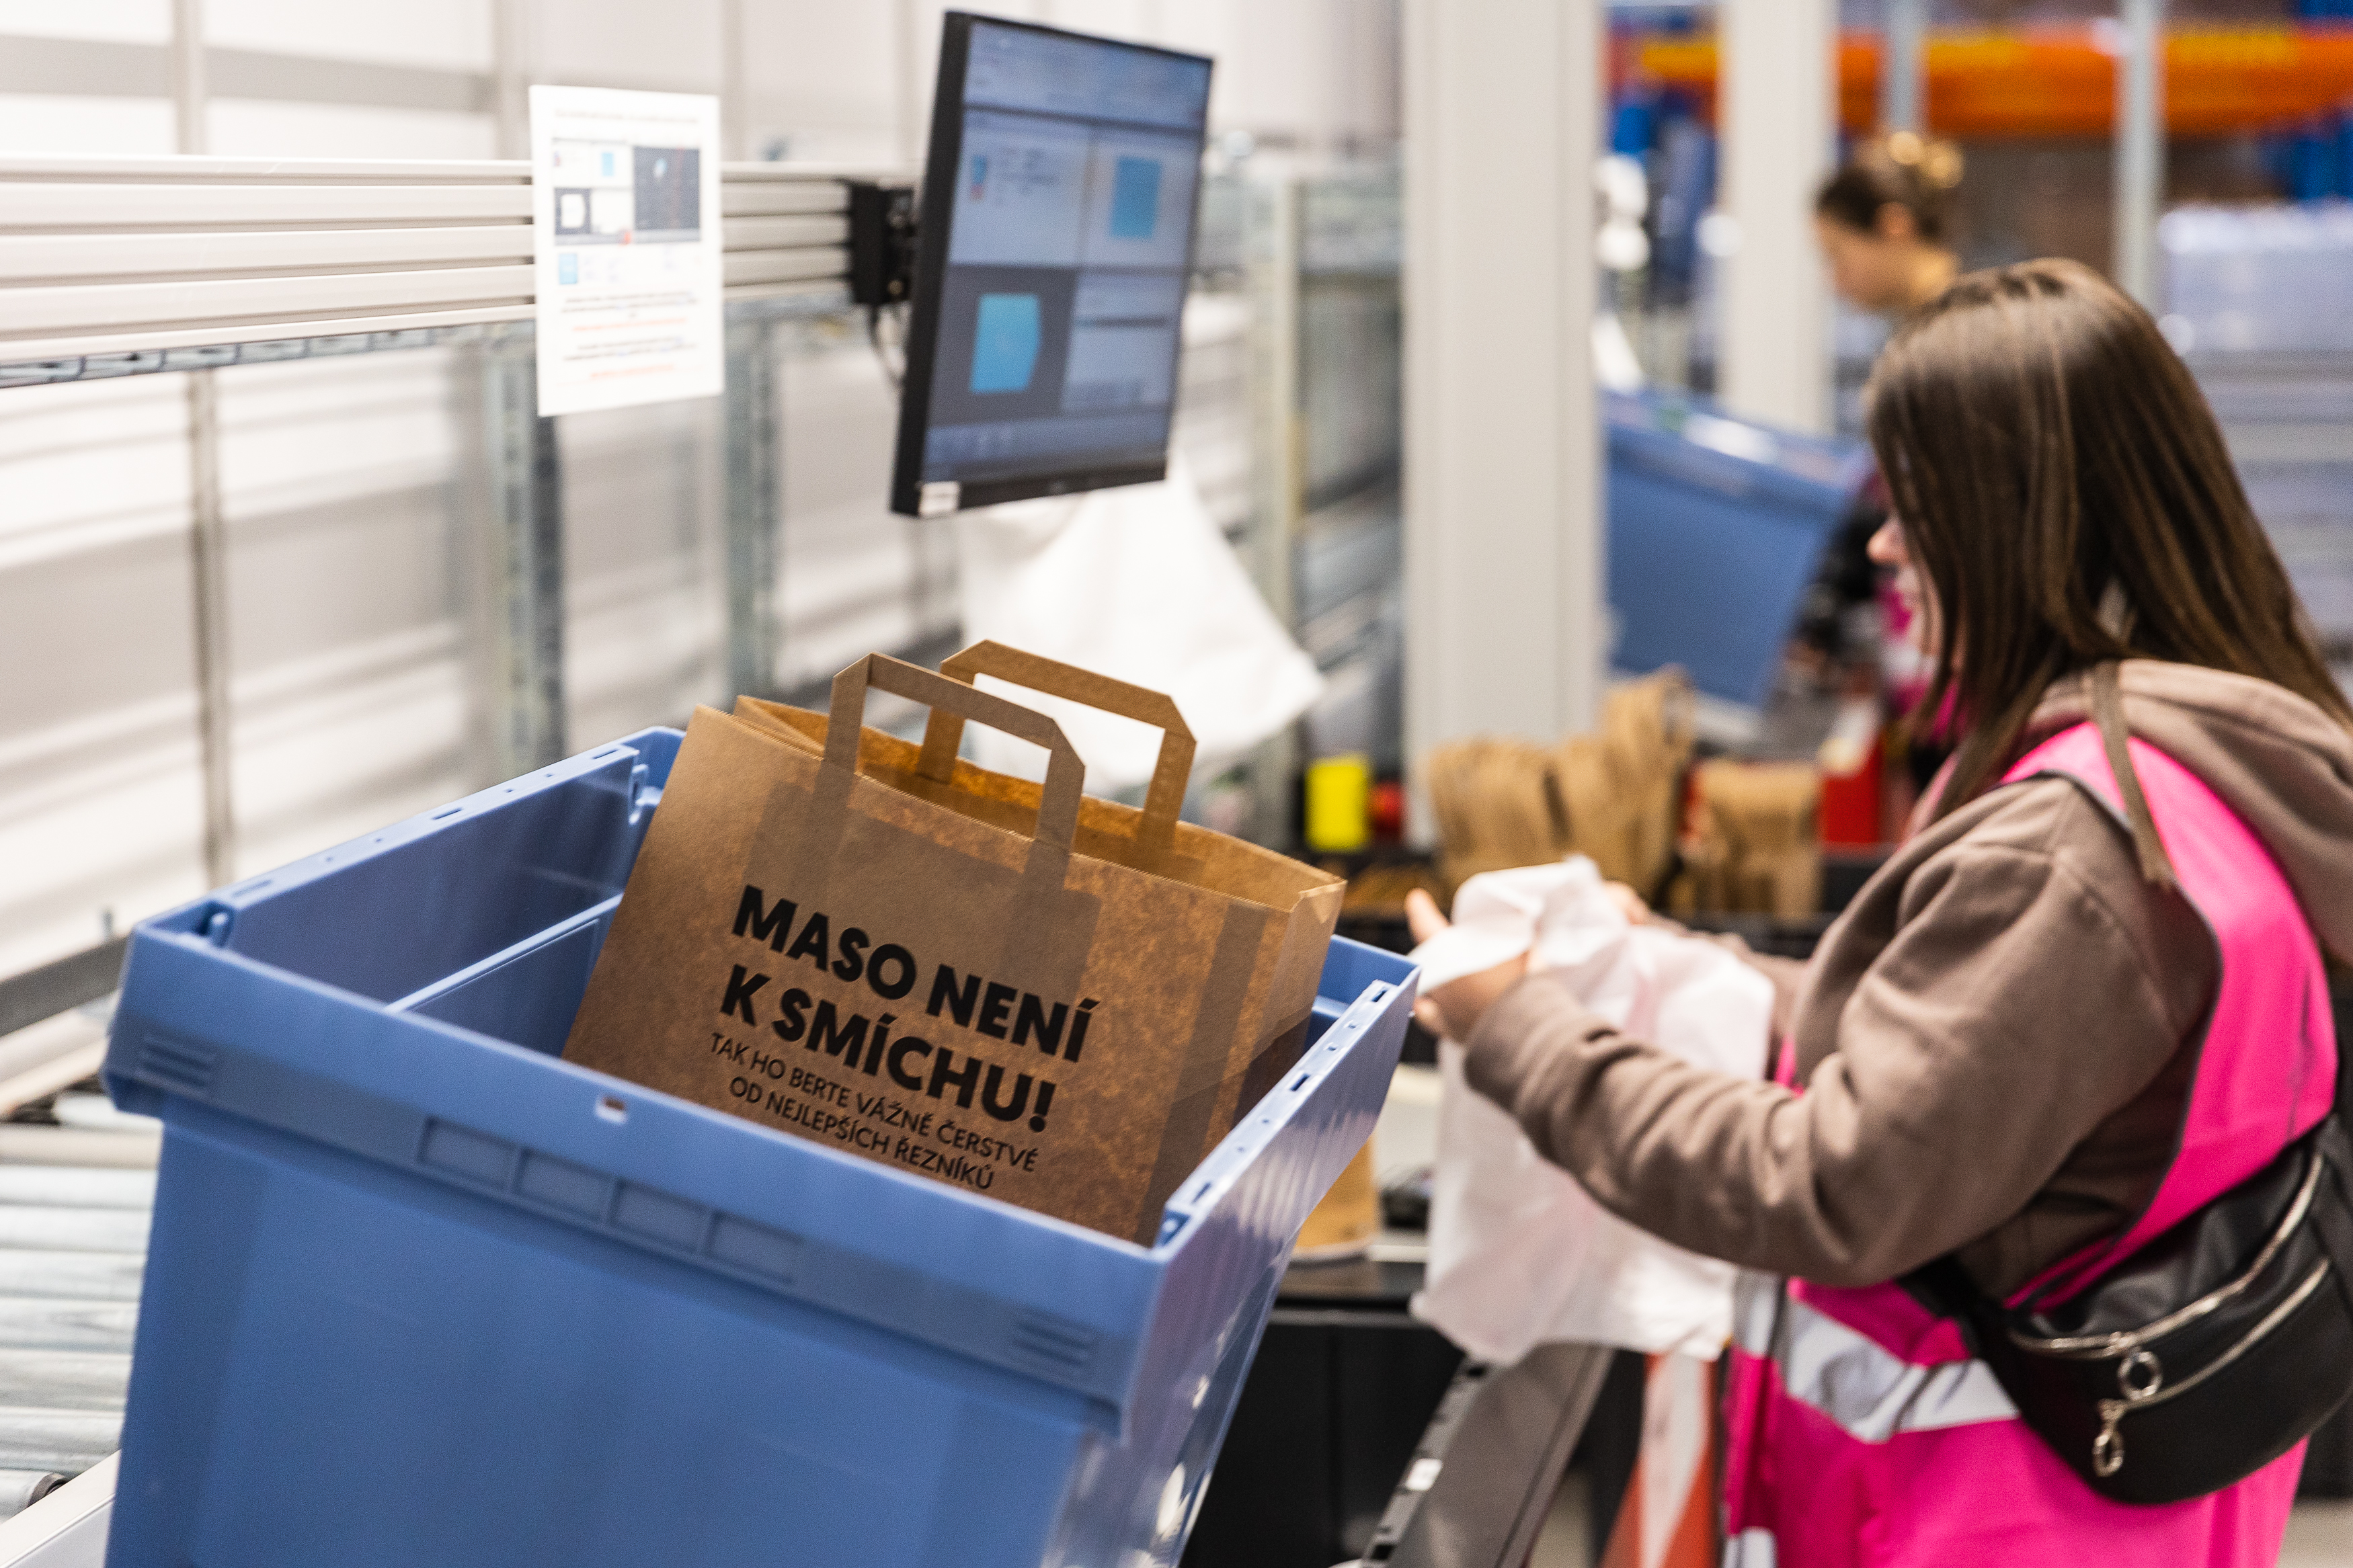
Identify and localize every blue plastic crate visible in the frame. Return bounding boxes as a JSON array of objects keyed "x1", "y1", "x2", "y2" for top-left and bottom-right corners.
[
  {"x1": 102, "y1": 728, "x2": 1414, "y2": 1568},
  {"x1": 1606, "y1": 389, "x2": 1872, "y2": 709}
]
